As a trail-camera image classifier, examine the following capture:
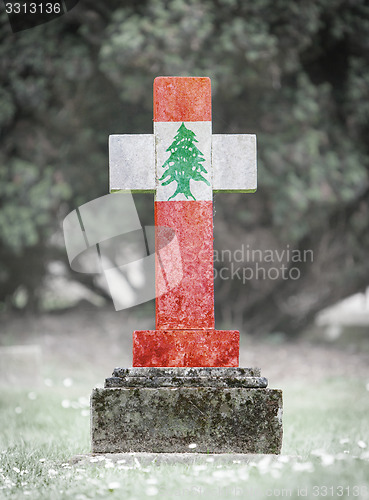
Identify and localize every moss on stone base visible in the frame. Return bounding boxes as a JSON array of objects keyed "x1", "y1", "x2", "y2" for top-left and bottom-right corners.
[{"x1": 91, "y1": 386, "x2": 283, "y2": 454}]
